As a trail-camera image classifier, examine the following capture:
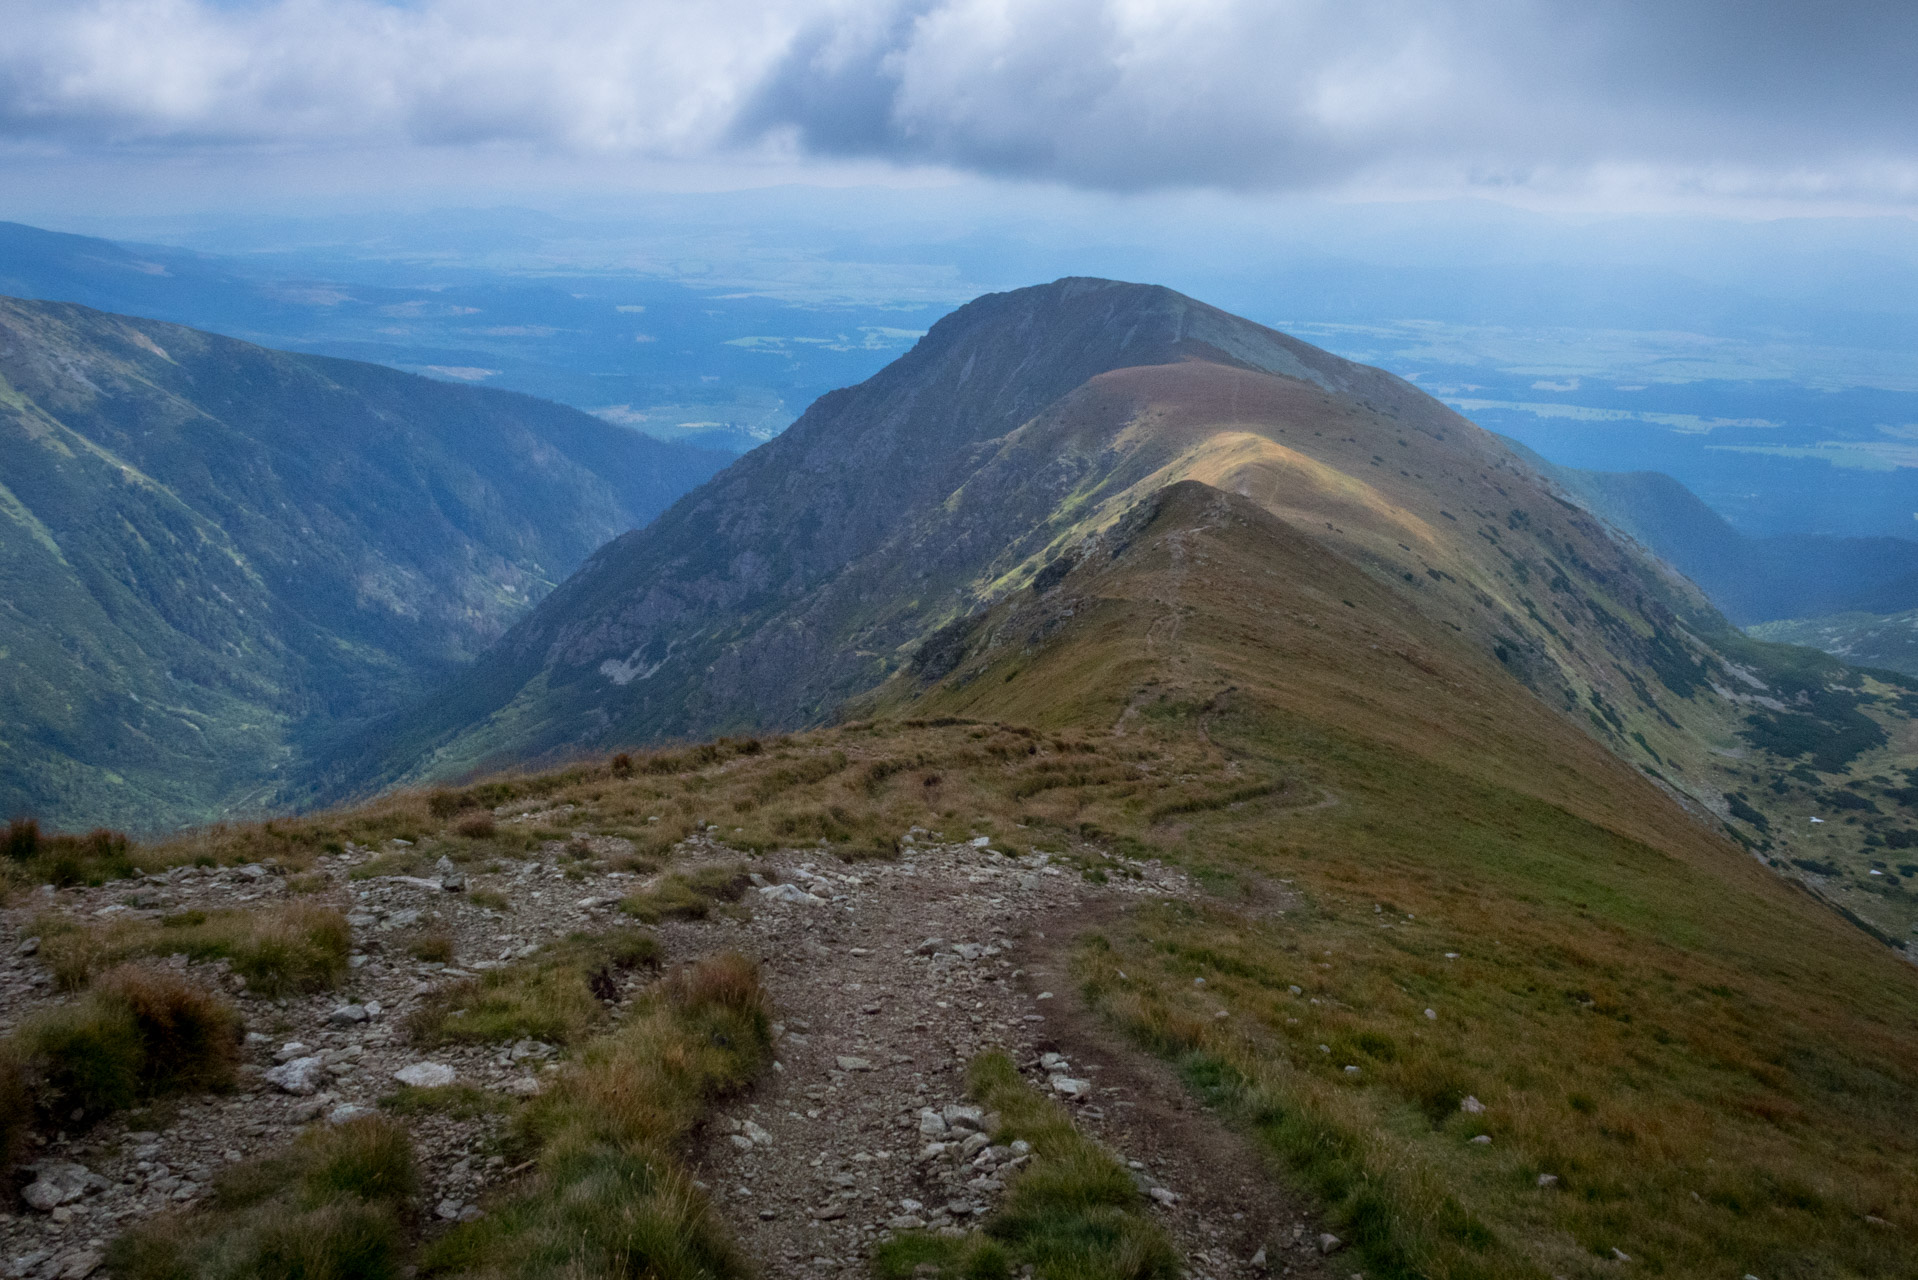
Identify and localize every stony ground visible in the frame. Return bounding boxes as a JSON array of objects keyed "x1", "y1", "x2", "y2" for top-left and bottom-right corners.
[{"x1": 1, "y1": 823, "x2": 1344, "y2": 1280}]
